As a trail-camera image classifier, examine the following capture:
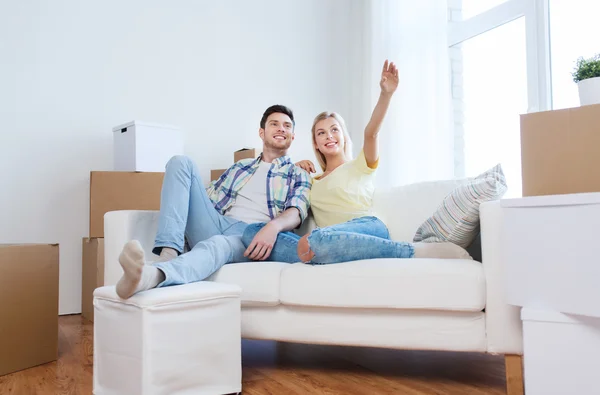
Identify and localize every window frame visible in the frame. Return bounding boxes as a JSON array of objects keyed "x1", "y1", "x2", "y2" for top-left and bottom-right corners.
[
  {"x1": 449, "y1": 0, "x2": 552, "y2": 113},
  {"x1": 448, "y1": 0, "x2": 551, "y2": 180}
]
